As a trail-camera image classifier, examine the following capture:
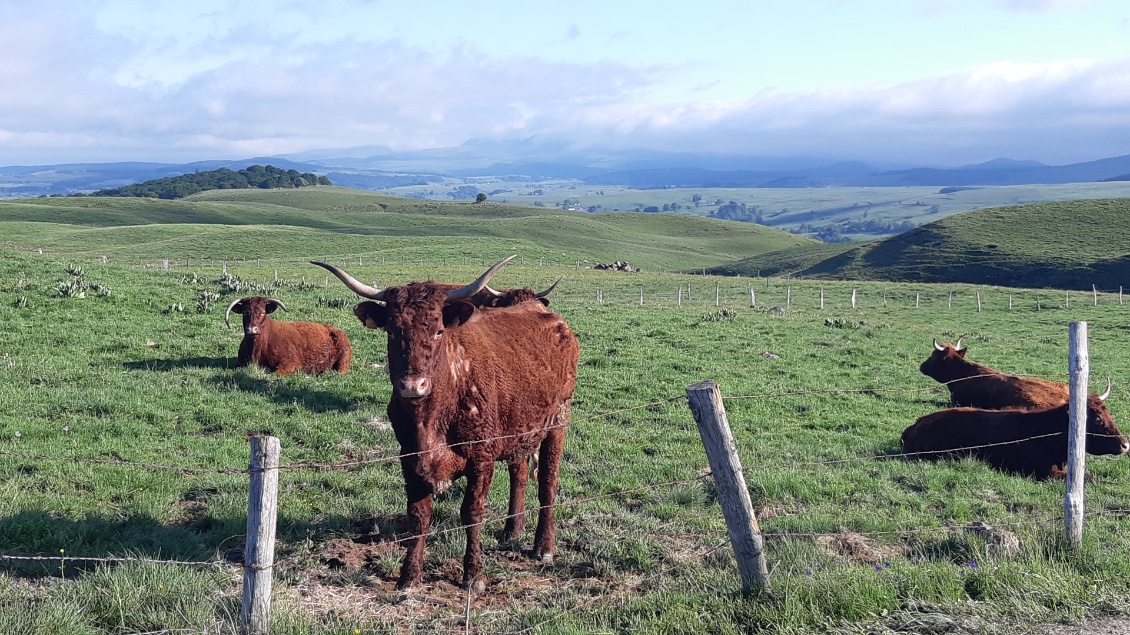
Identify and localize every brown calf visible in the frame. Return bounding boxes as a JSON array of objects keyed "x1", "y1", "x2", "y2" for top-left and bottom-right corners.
[
  {"x1": 920, "y1": 338, "x2": 1071, "y2": 409},
  {"x1": 901, "y1": 394, "x2": 1128, "y2": 479},
  {"x1": 313, "y1": 258, "x2": 579, "y2": 591},
  {"x1": 225, "y1": 296, "x2": 351, "y2": 376}
]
